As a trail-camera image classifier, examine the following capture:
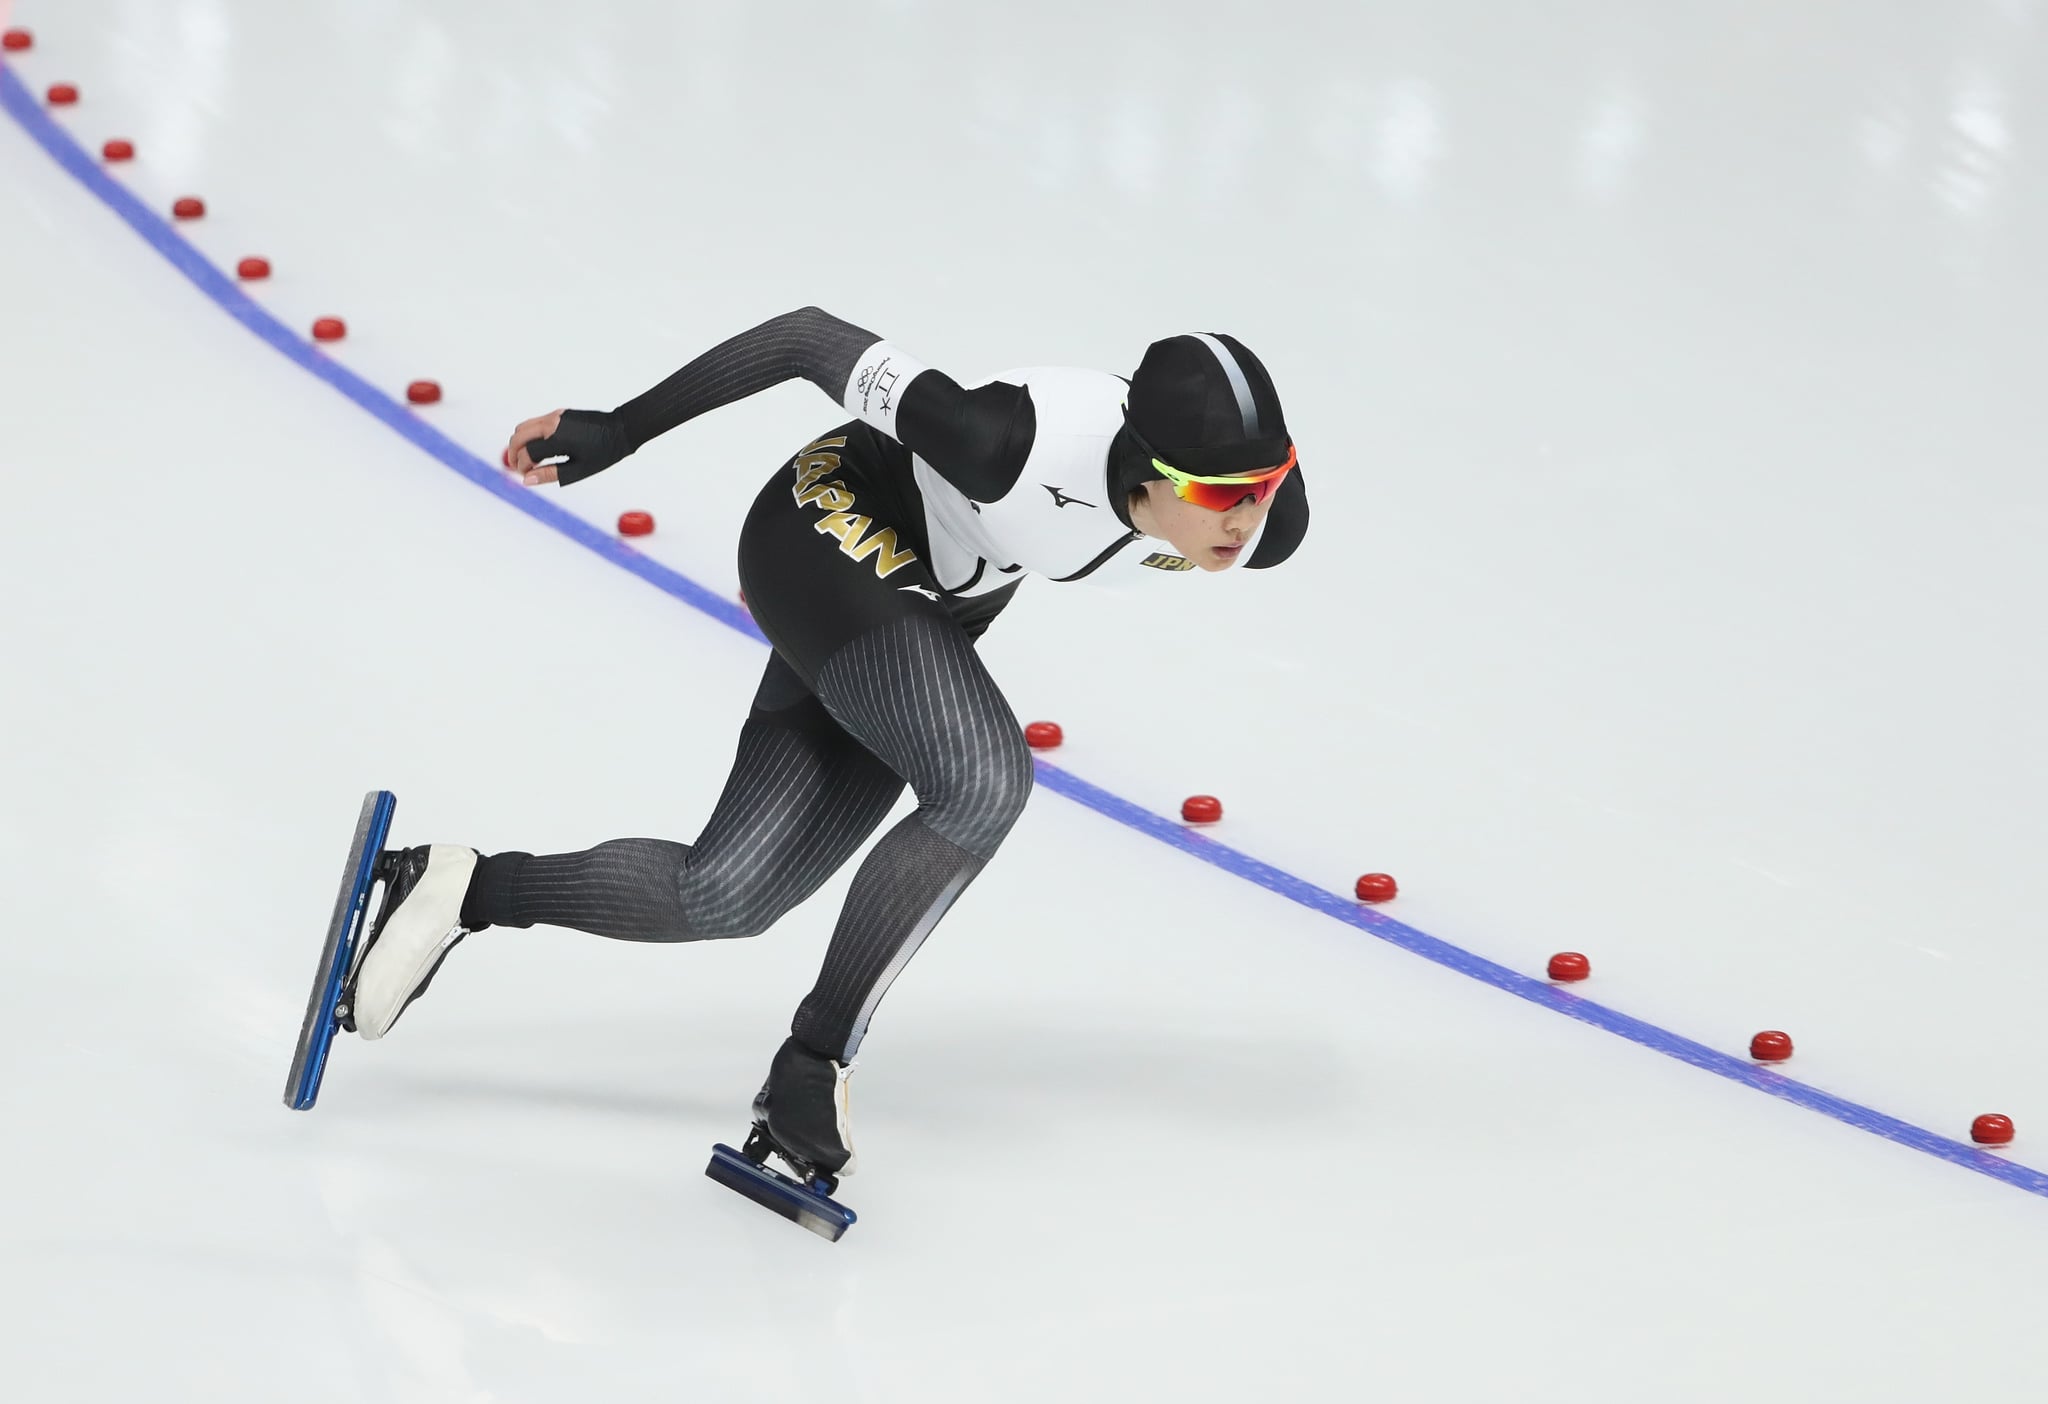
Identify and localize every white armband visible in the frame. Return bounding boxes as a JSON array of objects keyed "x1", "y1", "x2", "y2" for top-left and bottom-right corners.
[{"x1": 841, "y1": 341, "x2": 931, "y2": 440}]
